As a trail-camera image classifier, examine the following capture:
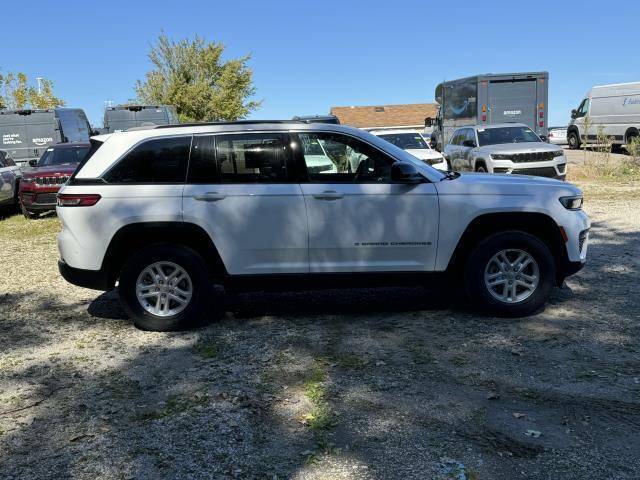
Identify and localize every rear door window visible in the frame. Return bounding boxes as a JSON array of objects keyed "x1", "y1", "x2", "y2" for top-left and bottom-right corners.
[
  {"x1": 215, "y1": 133, "x2": 289, "y2": 183},
  {"x1": 103, "y1": 136, "x2": 192, "y2": 183}
]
